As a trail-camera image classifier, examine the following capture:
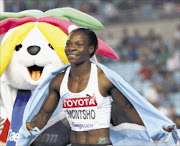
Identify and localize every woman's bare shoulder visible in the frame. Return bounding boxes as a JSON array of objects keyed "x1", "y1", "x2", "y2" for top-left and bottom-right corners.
[
  {"x1": 97, "y1": 67, "x2": 113, "y2": 89},
  {"x1": 49, "y1": 69, "x2": 66, "y2": 91}
]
